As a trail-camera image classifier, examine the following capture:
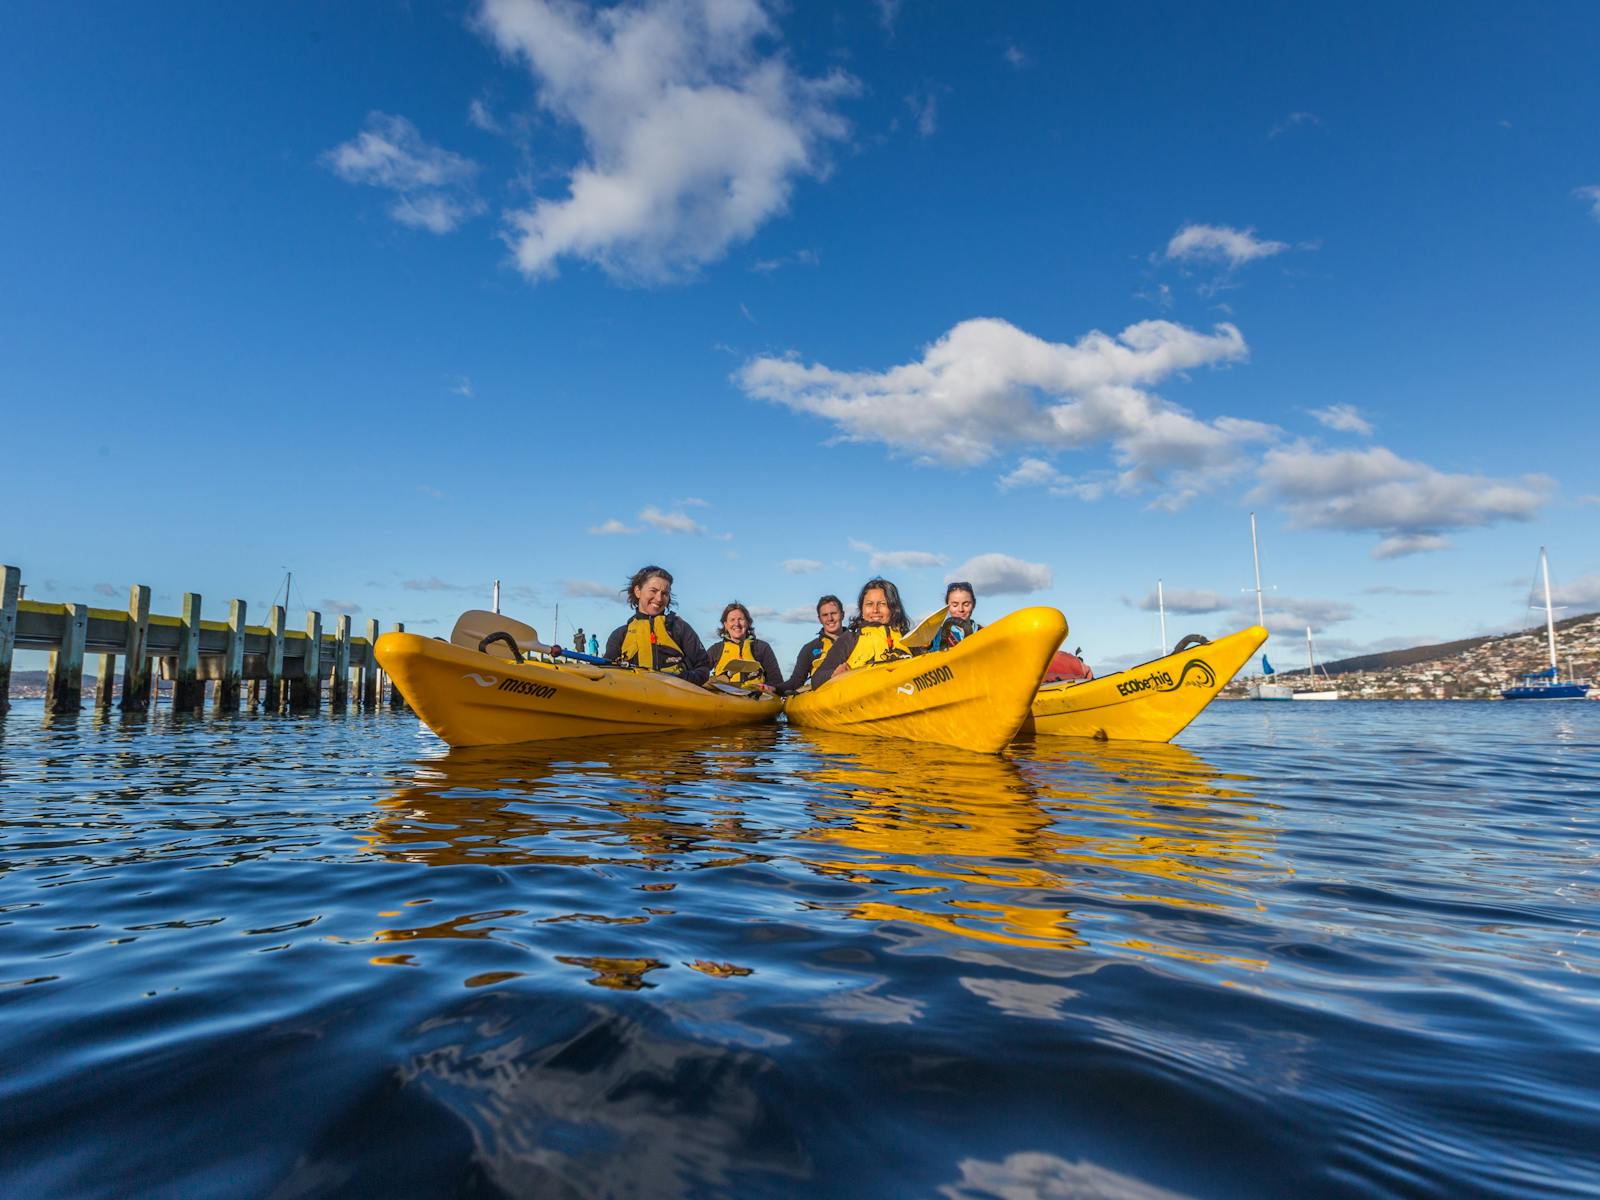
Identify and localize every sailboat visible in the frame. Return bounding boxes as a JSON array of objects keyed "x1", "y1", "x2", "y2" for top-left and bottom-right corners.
[
  {"x1": 1293, "y1": 627, "x2": 1341, "y2": 700},
  {"x1": 1502, "y1": 548, "x2": 1590, "y2": 700},
  {"x1": 1244, "y1": 513, "x2": 1293, "y2": 700}
]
